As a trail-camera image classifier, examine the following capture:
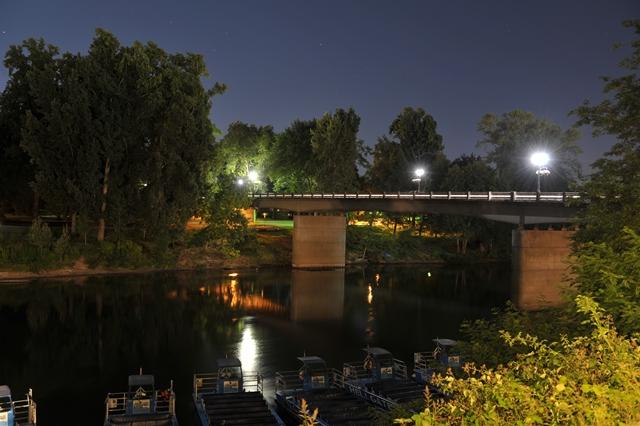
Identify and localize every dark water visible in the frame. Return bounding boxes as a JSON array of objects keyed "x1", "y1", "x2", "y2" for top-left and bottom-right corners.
[{"x1": 0, "y1": 265, "x2": 510, "y2": 425}]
